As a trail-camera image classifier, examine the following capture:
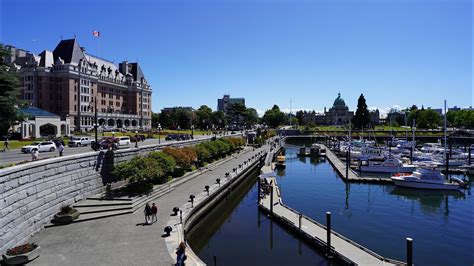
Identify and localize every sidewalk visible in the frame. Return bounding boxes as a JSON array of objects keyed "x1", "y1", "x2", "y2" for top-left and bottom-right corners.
[{"x1": 28, "y1": 145, "x2": 267, "y2": 266}]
